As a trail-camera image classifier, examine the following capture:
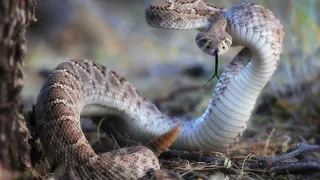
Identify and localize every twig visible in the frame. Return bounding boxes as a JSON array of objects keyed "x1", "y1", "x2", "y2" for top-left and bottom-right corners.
[
  {"x1": 271, "y1": 162, "x2": 320, "y2": 173},
  {"x1": 241, "y1": 153, "x2": 253, "y2": 176},
  {"x1": 248, "y1": 143, "x2": 320, "y2": 173},
  {"x1": 159, "y1": 150, "x2": 225, "y2": 165},
  {"x1": 264, "y1": 128, "x2": 275, "y2": 155},
  {"x1": 97, "y1": 117, "x2": 106, "y2": 145},
  {"x1": 161, "y1": 143, "x2": 320, "y2": 175},
  {"x1": 269, "y1": 143, "x2": 320, "y2": 164}
]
